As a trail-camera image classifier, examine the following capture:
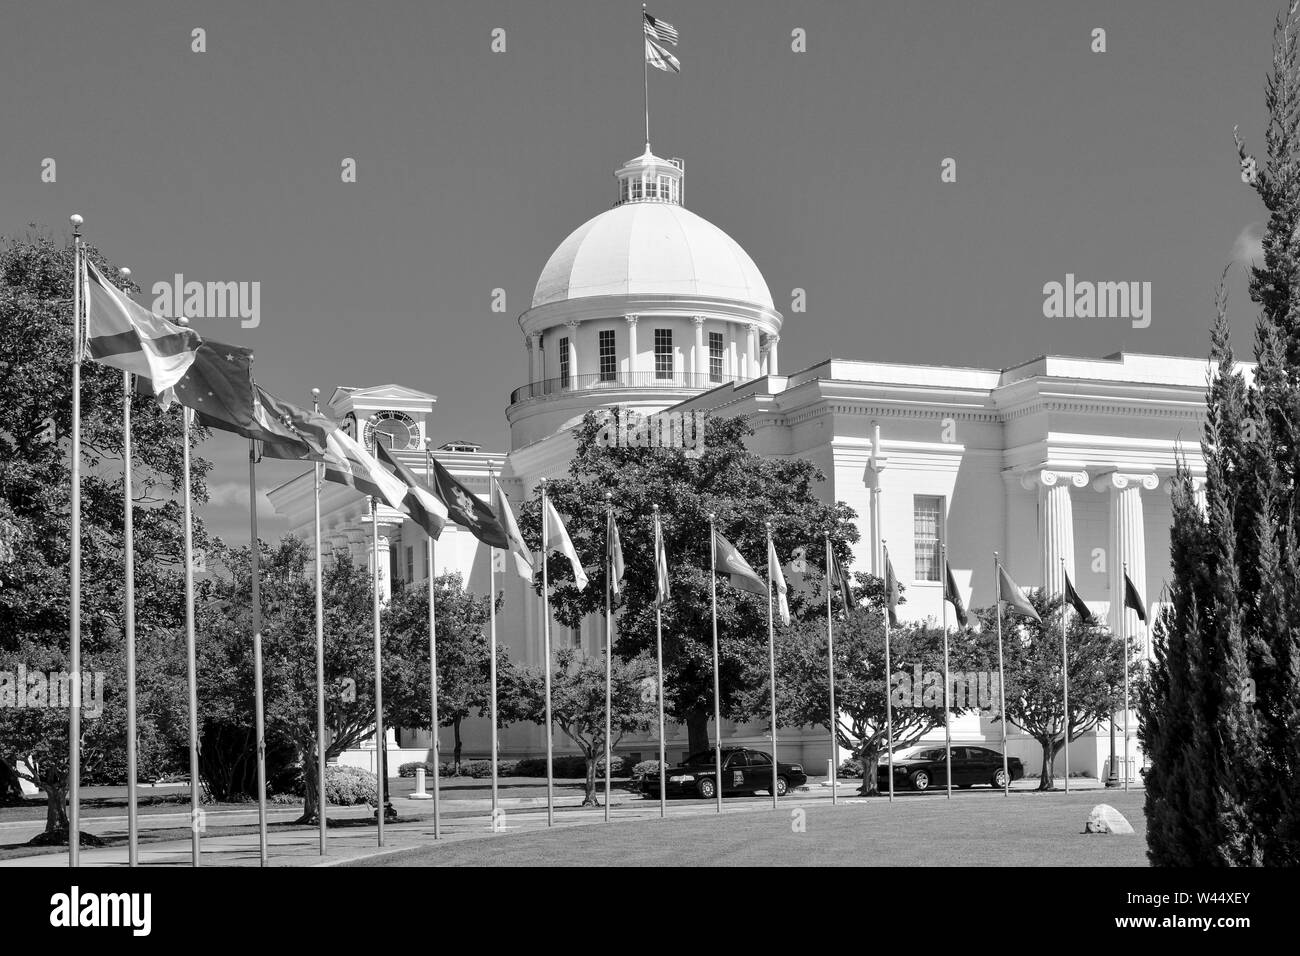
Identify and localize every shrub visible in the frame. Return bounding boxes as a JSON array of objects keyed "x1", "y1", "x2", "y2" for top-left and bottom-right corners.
[
  {"x1": 325, "y1": 765, "x2": 377, "y2": 806},
  {"x1": 838, "y1": 758, "x2": 863, "y2": 779},
  {"x1": 632, "y1": 760, "x2": 661, "y2": 781}
]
